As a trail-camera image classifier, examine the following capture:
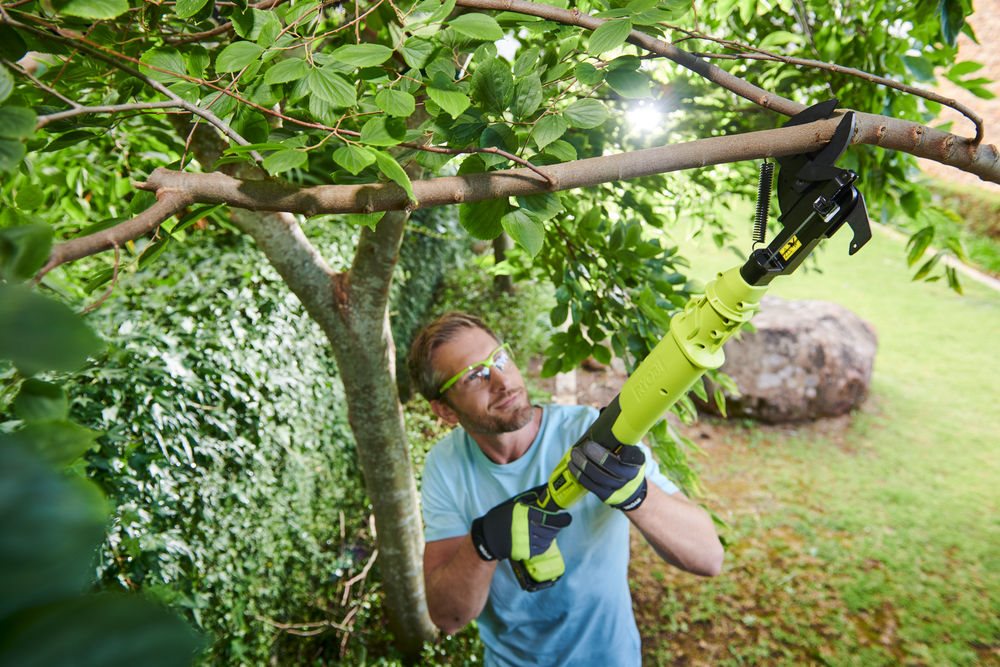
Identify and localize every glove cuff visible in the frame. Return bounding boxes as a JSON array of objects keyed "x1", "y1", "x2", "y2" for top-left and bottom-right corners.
[
  {"x1": 612, "y1": 477, "x2": 648, "y2": 512},
  {"x1": 470, "y1": 516, "x2": 497, "y2": 561}
]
